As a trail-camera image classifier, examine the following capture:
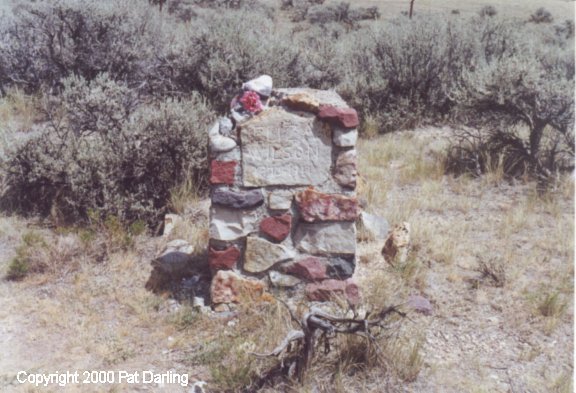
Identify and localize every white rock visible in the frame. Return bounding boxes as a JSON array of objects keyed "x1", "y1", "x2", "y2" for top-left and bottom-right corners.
[
  {"x1": 268, "y1": 190, "x2": 293, "y2": 210},
  {"x1": 210, "y1": 134, "x2": 237, "y2": 153},
  {"x1": 242, "y1": 75, "x2": 273, "y2": 97},
  {"x1": 269, "y1": 271, "x2": 301, "y2": 287},
  {"x1": 333, "y1": 127, "x2": 358, "y2": 147},
  {"x1": 294, "y1": 222, "x2": 356, "y2": 255},
  {"x1": 208, "y1": 121, "x2": 219, "y2": 138},
  {"x1": 163, "y1": 214, "x2": 183, "y2": 237},
  {"x1": 219, "y1": 117, "x2": 234, "y2": 137},
  {"x1": 161, "y1": 239, "x2": 195, "y2": 256},
  {"x1": 209, "y1": 206, "x2": 260, "y2": 241}
]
